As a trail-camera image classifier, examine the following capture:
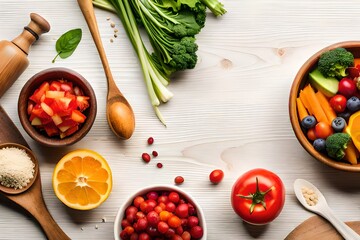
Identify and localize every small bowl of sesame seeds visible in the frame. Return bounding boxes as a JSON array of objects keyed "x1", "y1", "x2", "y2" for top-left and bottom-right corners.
[{"x1": 114, "y1": 185, "x2": 207, "y2": 240}]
